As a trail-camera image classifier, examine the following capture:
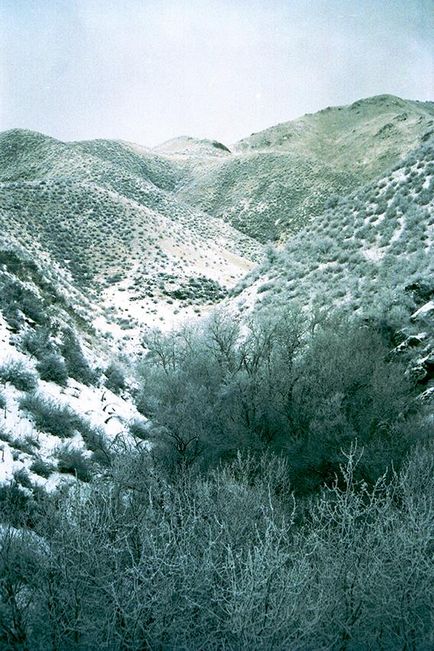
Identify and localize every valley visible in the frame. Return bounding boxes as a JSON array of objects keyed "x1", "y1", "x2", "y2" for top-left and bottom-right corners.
[{"x1": 0, "y1": 94, "x2": 433, "y2": 650}]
